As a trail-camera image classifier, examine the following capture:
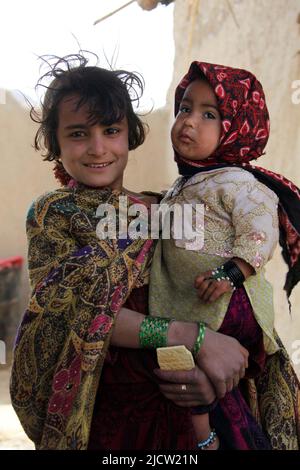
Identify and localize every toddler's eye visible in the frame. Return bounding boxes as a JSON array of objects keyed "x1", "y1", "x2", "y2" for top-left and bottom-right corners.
[
  {"x1": 179, "y1": 106, "x2": 190, "y2": 114},
  {"x1": 204, "y1": 111, "x2": 216, "y2": 119}
]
